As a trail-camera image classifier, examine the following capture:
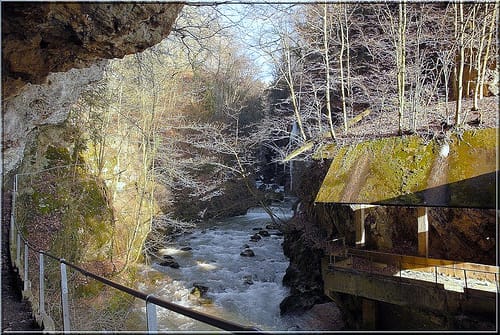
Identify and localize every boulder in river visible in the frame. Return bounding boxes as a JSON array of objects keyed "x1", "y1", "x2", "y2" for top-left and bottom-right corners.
[
  {"x1": 240, "y1": 248, "x2": 255, "y2": 257},
  {"x1": 189, "y1": 284, "x2": 212, "y2": 305},
  {"x1": 180, "y1": 246, "x2": 192, "y2": 251},
  {"x1": 159, "y1": 256, "x2": 180, "y2": 268},
  {"x1": 243, "y1": 275, "x2": 254, "y2": 285},
  {"x1": 266, "y1": 224, "x2": 280, "y2": 230},
  {"x1": 250, "y1": 233, "x2": 262, "y2": 242},
  {"x1": 258, "y1": 230, "x2": 270, "y2": 237}
]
